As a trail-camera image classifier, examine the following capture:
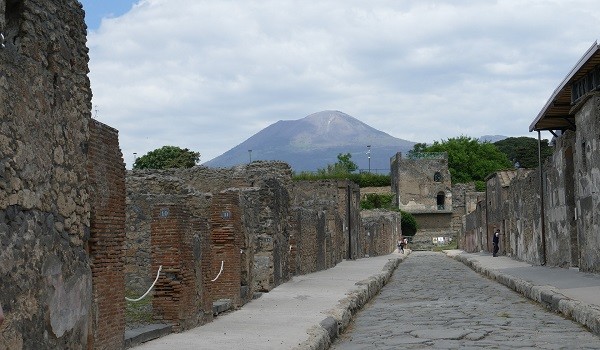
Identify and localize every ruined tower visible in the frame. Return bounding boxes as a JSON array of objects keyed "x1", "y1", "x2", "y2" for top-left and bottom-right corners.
[{"x1": 390, "y1": 152, "x2": 454, "y2": 249}]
